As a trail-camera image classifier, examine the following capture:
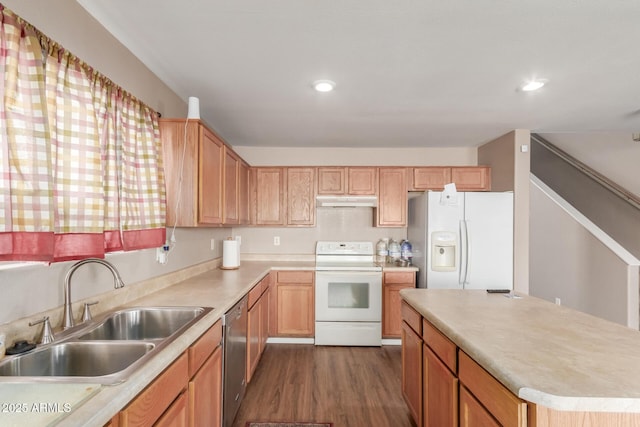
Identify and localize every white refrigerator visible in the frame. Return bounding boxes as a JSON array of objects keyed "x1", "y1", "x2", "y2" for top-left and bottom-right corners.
[{"x1": 407, "y1": 191, "x2": 513, "y2": 290}]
